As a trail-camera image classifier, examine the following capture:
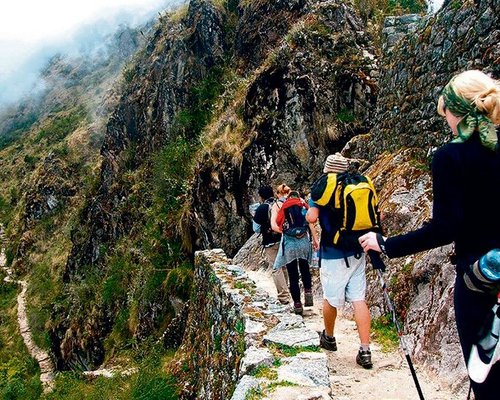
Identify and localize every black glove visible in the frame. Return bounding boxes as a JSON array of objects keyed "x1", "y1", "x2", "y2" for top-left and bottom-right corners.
[{"x1": 368, "y1": 250, "x2": 386, "y2": 272}]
